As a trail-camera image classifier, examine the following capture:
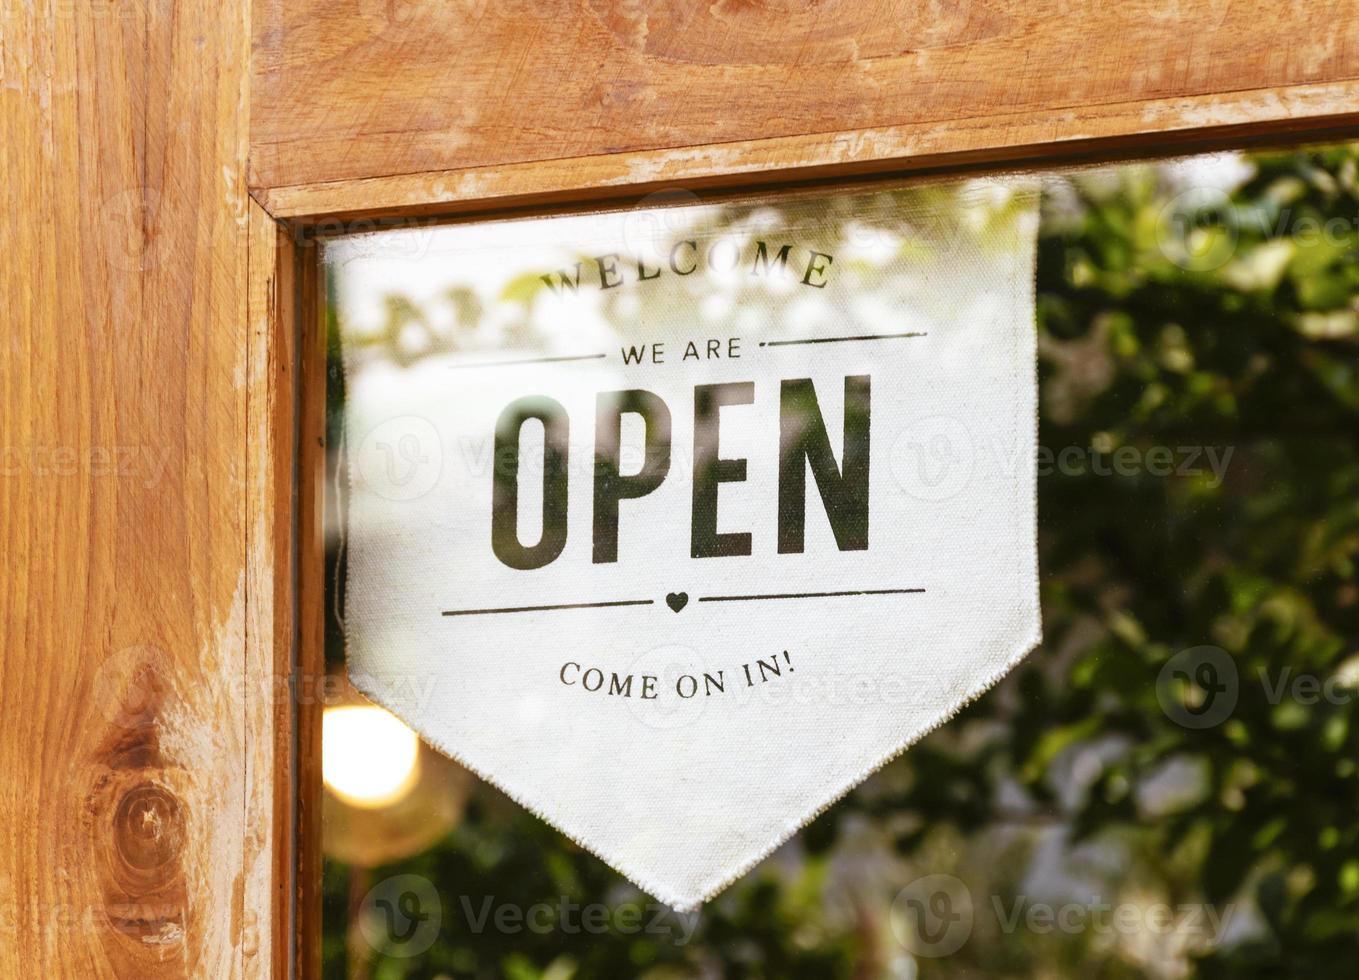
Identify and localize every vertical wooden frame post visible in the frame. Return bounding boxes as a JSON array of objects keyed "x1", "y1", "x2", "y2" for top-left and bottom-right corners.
[
  {"x1": 2, "y1": 1, "x2": 297, "y2": 976},
  {"x1": 293, "y1": 230, "x2": 327, "y2": 980}
]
